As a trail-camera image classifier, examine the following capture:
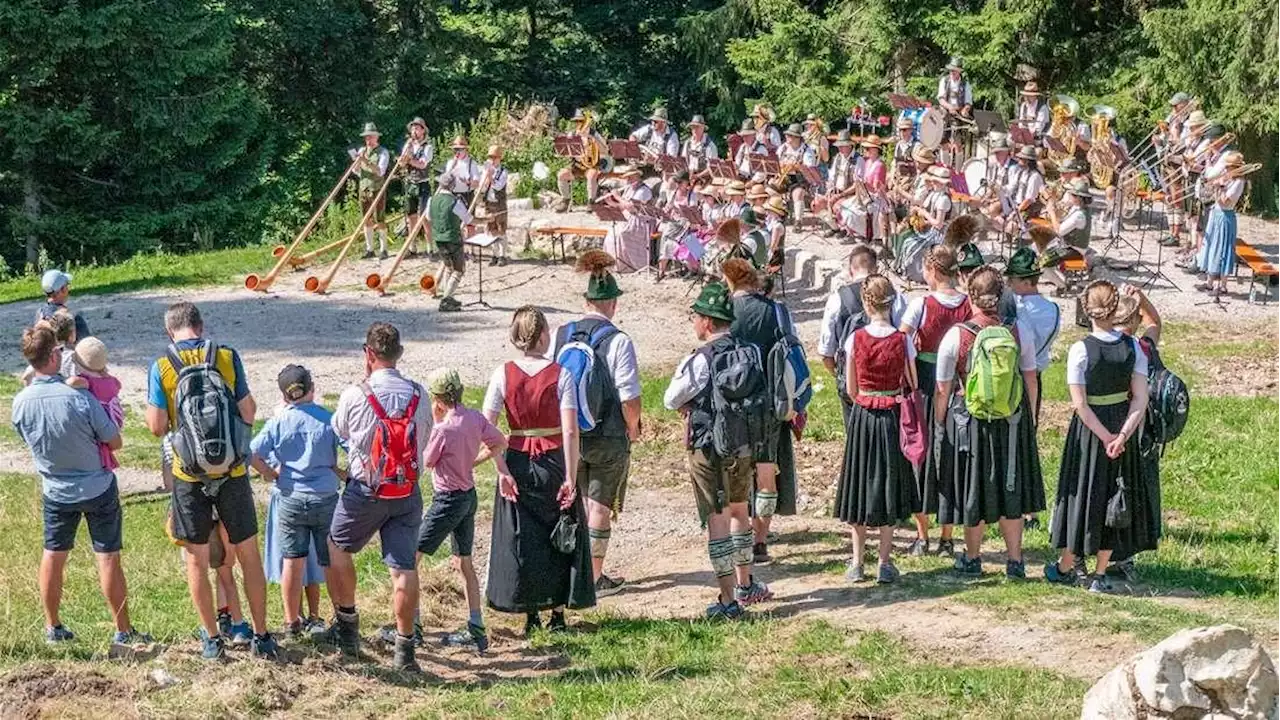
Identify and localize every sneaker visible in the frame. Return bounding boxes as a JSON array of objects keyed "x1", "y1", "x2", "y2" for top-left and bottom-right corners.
[
  {"x1": 956, "y1": 555, "x2": 982, "y2": 577},
  {"x1": 251, "y1": 633, "x2": 281, "y2": 660},
  {"x1": 734, "y1": 579, "x2": 773, "y2": 606},
  {"x1": 876, "y1": 562, "x2": 900, "y2": 584},
  {"x1": 216, "y1": 609, "x2": 233, "y2": 639},
  {"x1": 443, "y1": 622, "x2": 490, "y2": 653},
  {"x1": 1109, "y1": 559, "x2": 1138, "y2": 583},
  {"x1": 594, "y1": 574, "x2": 626, "y2": 598},
  {"x1": 199, "y1": 628, "x2": 227, "y2": 660},
  {"x1": 1073, "y1": 557, "x2": 1089, "y2": 579},
  {"x1": 361, "y1": 250, "x2": 374, "y2": 259},
  {"x1": 752, "y1": 542, "x2": 773, "y2": 566},
  {"x1": 228, "y1": 621, "x2": 253, "y2": 649},
  {"x1": 286, "y1": 619, "x2": 305, "y2": 639},
  {"x1": 392, "y1": 633, "x2": 420, "y2": 673},
  {"x1": 1044, "y1": 560, "x2": 1077, "y2": 585},
  {"x1": 1005, "y1": 560, "x2": 1026, "y2": 580},
  {"x1": 44, "y1": 625, "x2": 75, "y2": 645},
  {"x1": 378, "y1": 622, "x2": 423, "y2": 647},
  {"x1": 1087, "y1": 575, "x2": 1113, "y2": 594},
  {"x1": 845, "y1": 562, "x2": 866, "y2": 583},
  {"x1": 111, "y1": 628, "x2": 153, "y2": 645},
  {"x1": 705, "y1": 600, "x2": 746, "y2": 621},
  {"x1": 524, "y1": 613, "x2": 542, "y2": 638},
  {"x1": 907, "y1": 538, "x2": 929, "y2": 557},
  {"x1": 936, "y1": 539, "x2": 955, "y2": 558},
  {"x1": 303, "y1": 616, "x2": 328, "y2": 639},
  {"x1": 547, "y1": 611, "x2": 568, "y2": 634},
  {"x1": 379, "y1": 250, "x2": 388, "y2": 260},
  {"x1": 438, "y1": 297, "x2": 462, "y2": 313},
  {"x1": 328, "y1": 611, "x2": 361, "y2": 657}
]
